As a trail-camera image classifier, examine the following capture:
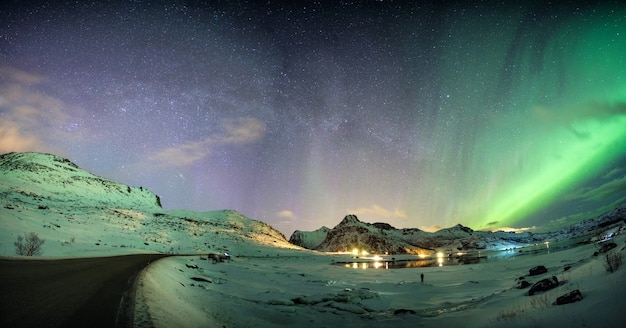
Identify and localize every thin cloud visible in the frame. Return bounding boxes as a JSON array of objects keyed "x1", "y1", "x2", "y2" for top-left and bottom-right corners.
[
  {"x1": 564, "y1": 175, "x2": 626, "y2": 203},
  {"x1": 148, "y1": 117, "x2": 266, "y2": 168},
  {"x1": 419, "y1": 224, "x2": 442, "y2": 232},
  {"x1": 533, "y1": 101, "x2": 626, "y2": 125},
  {"x1": 0, "y1": 66, "x2": 81, "y2": 154},
  {"x1": 0, "y1": 66, "x2": 46, "y2": 85},
  {"x1": 277, "y1": 210, "x2": 296, "y2": 219},
  {"x1": 0, "y1": 120, "x2": 44, "y2": 153},
  {"x1": 483, "y1": 226, "x2": 536, "y2": 233}
]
